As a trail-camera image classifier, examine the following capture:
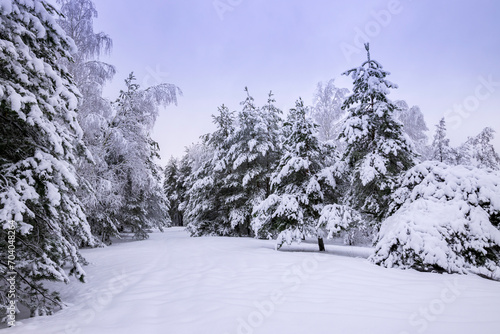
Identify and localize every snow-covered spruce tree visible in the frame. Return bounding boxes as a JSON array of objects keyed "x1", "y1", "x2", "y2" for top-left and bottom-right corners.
[
  {"x1": 222, "y1": 89, "x2": 283, "y2": 236},
  {"x1": 310, "y1": 79, "x2": 349, "y2": 142},
  {"x1": 185, "y1": 105, "x2": 236, "y2": 236},
  {"x1": 338, "y1": 43, "x2": 416, "y2": 227},
  {"x1": 253, "y1": 99, "x2": 338, "y2": 250},
  {"x1": 260, "y1": 91, "x2": 285, "y2": 197},
  {"x1": 176, "y1": 143, "x2": 211, "y2": 227},
  {"x1": 394, "y1": 100, "x2": 430, "y2": 160},
  {"x1": 110, "y1": 74, "x2": 180, "y2": 239},
  {"x1": 430, "y1": 117, "x2": 453, "y2": 164},
  {"x1": 56, "y1": 0, "x2": 119, "y2": 243},
  {"x1": 0, "y1": 0, "x2": 94, "y2": 319},
  {"x1": 164, "y1": 157, "x2": 186, "y2": 226},
  {"x1": 371, "y1": 161, "x2": 500, "y2": 279}
]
